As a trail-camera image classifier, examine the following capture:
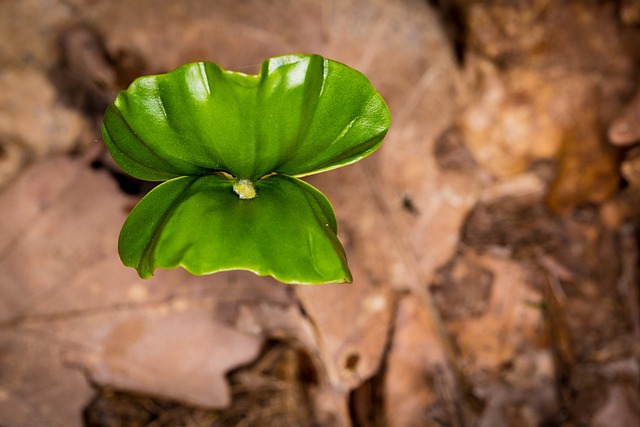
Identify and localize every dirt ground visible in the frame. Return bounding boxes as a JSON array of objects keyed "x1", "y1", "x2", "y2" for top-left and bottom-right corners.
[{"x1": 1, "y1": 0, "x2": 640, "y2": 426}]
